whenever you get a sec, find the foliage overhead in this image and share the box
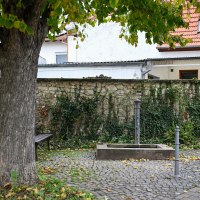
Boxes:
[0,0,200,47]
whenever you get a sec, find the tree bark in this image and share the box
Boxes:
[0,28,46,186]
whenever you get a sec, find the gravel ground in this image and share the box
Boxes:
[38,149,200,200]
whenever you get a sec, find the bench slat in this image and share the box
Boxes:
[35,133,53,161]
[35,134,52,143]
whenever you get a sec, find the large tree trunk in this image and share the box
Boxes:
[0,28,46,186]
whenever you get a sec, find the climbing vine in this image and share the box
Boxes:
[141,82,200,146]
[140,84,180,142]
[50,86,104,148]
[36,81,200,148]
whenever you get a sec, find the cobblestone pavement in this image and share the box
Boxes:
[38,149,200,200]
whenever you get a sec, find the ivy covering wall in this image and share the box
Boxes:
[36,79,200,148]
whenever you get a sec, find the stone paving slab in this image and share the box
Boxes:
[175,187,200,200]
[38,149,200,200]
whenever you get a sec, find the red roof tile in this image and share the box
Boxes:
[45,32,77,42]
[157,7,200,51]
[45,33,68,42]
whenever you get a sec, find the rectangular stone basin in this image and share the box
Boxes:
[96,143,174,160]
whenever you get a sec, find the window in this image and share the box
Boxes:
[198,19,200,33]
[56,52,67,64]
[179,70,198,79]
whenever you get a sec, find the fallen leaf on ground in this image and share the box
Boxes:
[164,163,172,166]
[5,192,16,198]
[3,182,12,190]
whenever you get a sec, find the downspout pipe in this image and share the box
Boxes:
[141,61,152,79]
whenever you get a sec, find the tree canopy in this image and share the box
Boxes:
[0,0,199,48]
[0,0,200,186]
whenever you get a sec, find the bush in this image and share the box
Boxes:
[141,85,180,142]
[50,89,103,148]
[164,120,196,145]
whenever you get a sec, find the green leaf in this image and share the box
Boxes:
[26,26,33,34]
[13,20,21,29]
[0,0,195,46]
[16,0,23,8]
[109,0,119,8]
[4,20,13,29]
[76,44,79,49]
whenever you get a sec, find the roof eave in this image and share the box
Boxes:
[38,61,145,68]
[157,46,200,52]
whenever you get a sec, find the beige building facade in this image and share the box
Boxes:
[148,57,200,80]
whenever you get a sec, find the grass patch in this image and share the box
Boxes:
[69,167,97,183]
[37,148,94,161]
[37,148,97,185]
[0,149,97,200]
[0,174,96,200]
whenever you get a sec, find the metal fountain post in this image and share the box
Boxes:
[134,99,141,144]
[175,126,180,177]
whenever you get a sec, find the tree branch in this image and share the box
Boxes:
[0,28,10,50]
[24,0,49,29]
[0,28,3,41]
[2,0,49,30]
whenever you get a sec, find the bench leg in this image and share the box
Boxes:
[35,143,38,161]
[47,139,50,151]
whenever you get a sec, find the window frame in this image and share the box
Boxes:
[179,70,198,79]
[198,19,200,33]
[55,52,68,64]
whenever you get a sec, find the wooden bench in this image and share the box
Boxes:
[35,133,53,161]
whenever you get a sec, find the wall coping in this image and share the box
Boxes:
[37,78,200,84]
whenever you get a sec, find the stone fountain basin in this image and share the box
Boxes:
[96,143,174,160]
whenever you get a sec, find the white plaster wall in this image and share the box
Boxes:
[76,22,200,62]
[38,22,200,79]
[76,23,155,62]
[40,22,200,64]
[37,66,142,79]
[40,41,67,64]
[38,56,46,64]
[68,36,77,62]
